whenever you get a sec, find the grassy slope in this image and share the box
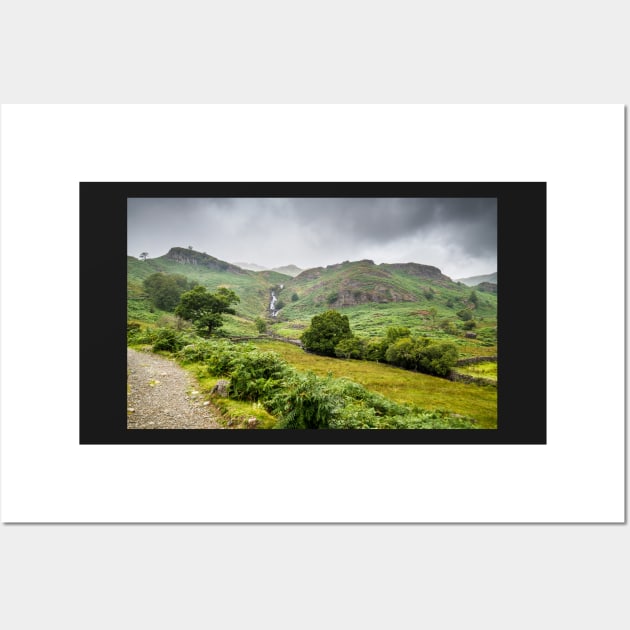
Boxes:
[252,340,497,428]
[128,256,275,320]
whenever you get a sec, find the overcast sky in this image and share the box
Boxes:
[127,197,497,279]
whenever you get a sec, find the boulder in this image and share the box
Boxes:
[210,379,230,397]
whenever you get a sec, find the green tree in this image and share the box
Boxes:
[385,326,411,345]
[301,310,353,356]
[364,338,388,362]
[175,285,240,336]
[385,336,457,376]
[456,308,473,321]
[139,252,149,261]
[469,290,479,306]
[143,272,194,311]
[334,336,365,359]
[291,292,299,302]
[255,317,267,334]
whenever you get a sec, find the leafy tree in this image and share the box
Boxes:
[143,272,195,311]
[301,310,353,356]
[334,336,365,359]
[423,287,435,300]
[385,336,457,376]
[364,338,388,362]
[445,298,454,308]
[291,292,299,302]
[275,299,286,310]
[456,308,473,321]
[385,326,411,345]
[175,285,240,336]
[469,290,479,306]
[255,317,267,334]
[139,252,149,261]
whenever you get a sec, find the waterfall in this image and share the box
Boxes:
[270,290,278,317]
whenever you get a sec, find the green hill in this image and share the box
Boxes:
[128,249,497,358]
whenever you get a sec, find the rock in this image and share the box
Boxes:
[247,417,258,428]
[465,332,477,339]
[127,408,135,412]
[210,379,230,397]
[203,401,210,406]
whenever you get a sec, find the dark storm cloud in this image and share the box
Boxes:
[127,197,497,279]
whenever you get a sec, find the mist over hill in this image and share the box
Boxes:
[456,272,497,286]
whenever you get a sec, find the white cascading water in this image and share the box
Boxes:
[270,291,278,317]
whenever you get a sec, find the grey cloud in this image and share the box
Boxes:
[127,197,497,279]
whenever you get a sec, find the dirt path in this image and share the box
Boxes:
[127,347,223,429]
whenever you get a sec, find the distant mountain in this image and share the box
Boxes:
[271,264,302,277]
[456,272,497,286]
[233,261,268,272]
[232,262,303,276]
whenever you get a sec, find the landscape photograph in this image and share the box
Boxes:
[127,197,498,431]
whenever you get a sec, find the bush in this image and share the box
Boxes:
[334,336,365,359]
[269,372,336,429]
[228,350,289,402]
[291,292,299,302]
[384,336,458,376]
[152,328,187,352]
[301,310,353,356]
[254,317,267,334]
[364,339,388,362]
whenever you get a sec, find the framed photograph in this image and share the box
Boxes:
[3,104,622,523]
[80,181,546,445]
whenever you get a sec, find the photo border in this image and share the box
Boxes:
[80,181,546,445]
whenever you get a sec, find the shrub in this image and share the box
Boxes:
[152,328,187,352]
[334,336,365,359]
[301,310,353,356]
[385,337,458,376]
[228,350,289,402]
[254,317,267,334]
[269,372,336,429]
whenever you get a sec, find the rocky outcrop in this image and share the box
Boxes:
[382,262,452,283]
[163,247,246,273]
[476,282,497,293]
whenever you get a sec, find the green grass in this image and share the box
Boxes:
[251,340,497,428]
[455,361,498,381]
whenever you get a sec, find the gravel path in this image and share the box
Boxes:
[127,347,223,429]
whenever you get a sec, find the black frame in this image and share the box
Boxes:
[80,182,546,445]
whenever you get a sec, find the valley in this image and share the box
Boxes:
[127,247,498,429]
